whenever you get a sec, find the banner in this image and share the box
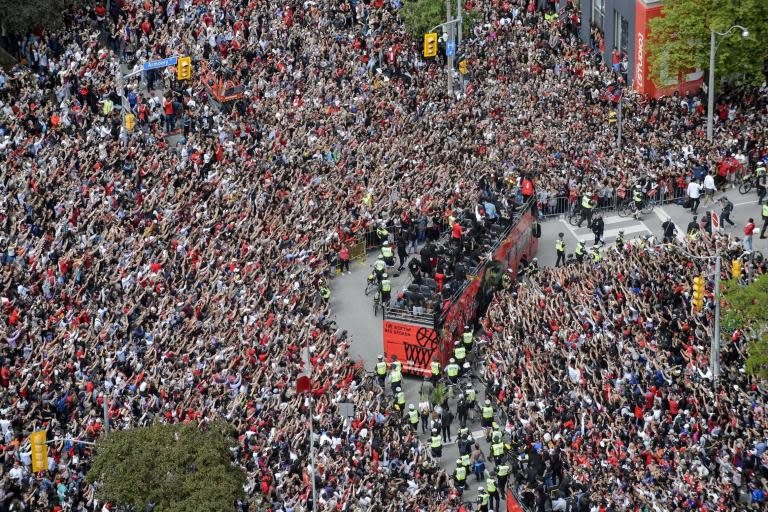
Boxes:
[30,430,48,472]
[383,320,438,375]
[507,488,525,512]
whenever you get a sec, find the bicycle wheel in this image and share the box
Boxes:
[617,203,632,218]
[641,200,655,215]
[739,179,753,194]
[364,282,373,296]
[568,211,582,226]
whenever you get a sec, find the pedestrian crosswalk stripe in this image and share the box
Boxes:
[575,225,649,243]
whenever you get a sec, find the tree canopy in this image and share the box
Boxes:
[722,273,768,380]
[647,0,768,88]
[86,421,246,512]
[399,0,479,41]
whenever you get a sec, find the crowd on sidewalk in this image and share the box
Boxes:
[483,235,768,511]
[0,0,767,510]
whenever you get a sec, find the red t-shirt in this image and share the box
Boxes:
[744,223,755,236]
[451,223,463,239]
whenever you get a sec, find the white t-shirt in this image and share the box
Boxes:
[687,182,702,199]
[703,174,716,192]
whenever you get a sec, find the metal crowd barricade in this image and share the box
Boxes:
[537,185,689,220]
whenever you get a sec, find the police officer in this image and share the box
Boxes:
[406,404,419,431]
[574,241,585,263]
[555,232,566,267]
[466,383,477,421]
[445,358,459,384]
[375,355,387,386]
[491,434,505,465]
[453,341,466,371]
[591,214,604,246]
[430,428,442,457]
[318,279,331,301]
[373,257,386,281]
[687,216,700,239]
[477,486,489,512]
[454,459,467,492]
[496,462,510,498]
[462,325,474,353]
[590,246,601,263]
[487,471,500,511]
[481,400,494,436]
[376,224,389,246]
[632,185,645,218]
[757,164,767,205]
[394,386,405,413]
[578,192,596,228]
[380,273,392,304]
[457,393,469,428]
[760,203,768,239]
[430,358,440,385]
[381,241,394,266]
[615,230,626,251]
[389,358,402,392]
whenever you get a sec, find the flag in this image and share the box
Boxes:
[296,344,311,393]
[30,430,48,472]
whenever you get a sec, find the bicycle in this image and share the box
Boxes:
[618,198,655,218]
[738,175,755,195]
[373,290,381,316]
[364,276,378,296]
[567,207,587,227]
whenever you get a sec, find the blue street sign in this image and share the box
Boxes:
[446,41,456,57]
[143,56,178,71]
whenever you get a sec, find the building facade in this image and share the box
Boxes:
[579,0,704,97]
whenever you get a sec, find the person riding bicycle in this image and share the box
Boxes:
[453,340,467,371]
[578,192,596,228]
[380,273,392,304]
[445,358,460,384]
[632,185,645,218]
[381,241,395,266]
[575,241,586,263]
[373,257,386,282]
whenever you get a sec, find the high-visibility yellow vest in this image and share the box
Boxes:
[462,331,473,346]
[763,204,768,217]
[487,477,497,493]
[430,436,442,448]
[381,280,391,292]
[374,260,386,271]
[408,410,419,424]
[497,464,510,477]
[396,391,405,405]
[320,287,331,299]
[460,453,470,467]
[454,346,466,360]
[375,361,387,376]
[393,361,402,372]
[446,364,459,377]
[102,100,113,115]
[381,246,393,258]
[555,240,565,252]
[479,492,489,505]
[466,389,476,402]
[633,190,643,202]
[491,430,501,443]
[492,442,504,456]
[390,369,402,383]
[455,466,466,481]
[581,195,593,209]
[431,361,440,375]
[377,227,389,238]
[591,250,602,262]
[482,406,493,419]
[575,244,585,256]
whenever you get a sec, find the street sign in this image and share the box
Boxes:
[143,56,178,71]
[446,41,456,57]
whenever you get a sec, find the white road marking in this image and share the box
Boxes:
[575,224,648,243]
[654,207,686,242]
[560,219,580,241]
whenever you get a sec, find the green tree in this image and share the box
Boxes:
[399,0,479,41]
[647,0,768,88]
[722,274,768,380]
[0,0,92,36]
[86,422,246,512]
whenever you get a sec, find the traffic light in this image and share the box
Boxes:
[731,259,742,279]
[608,110,617,124]
[177,56,192,80]
[692,275,705,311]
[124,113,136,132]
[458,60,468,75]
[423,33,438,58]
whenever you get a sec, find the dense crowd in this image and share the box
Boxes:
[0,0,767,510]
[483,235,768,511]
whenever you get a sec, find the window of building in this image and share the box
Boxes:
[592,0,606,31]
[613,10,629,55]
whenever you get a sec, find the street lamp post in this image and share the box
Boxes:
[706,25,749,142]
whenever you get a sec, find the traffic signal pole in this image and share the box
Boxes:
[711,254,722,387]
[446,0,453,98]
